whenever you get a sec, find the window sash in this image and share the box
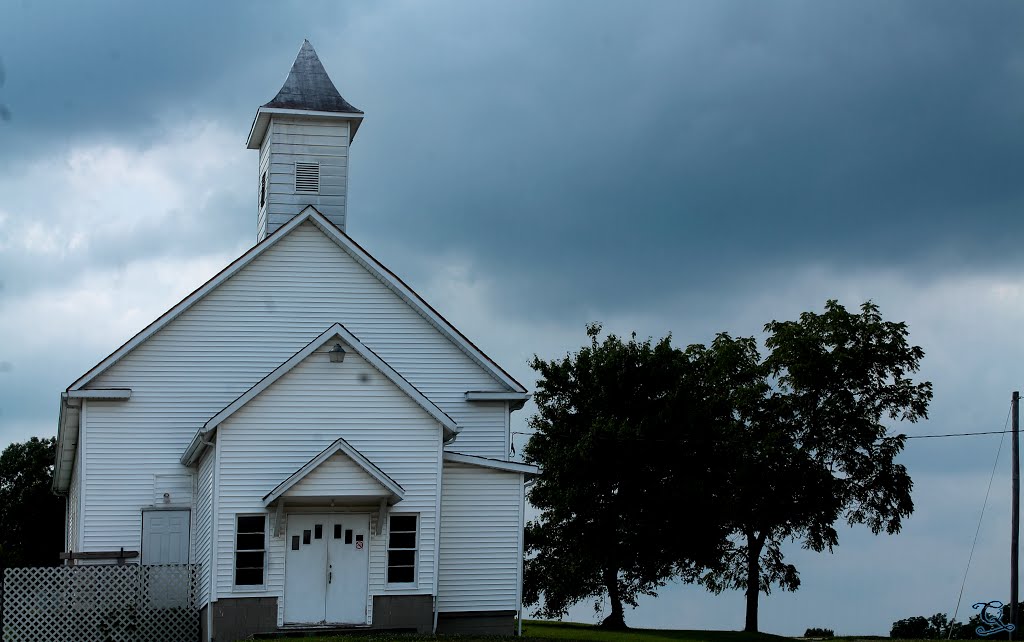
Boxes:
[235,515,266,586]
[386,514,417,584]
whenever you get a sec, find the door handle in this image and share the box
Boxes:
[329,564,332,584]
[328,571,332,584]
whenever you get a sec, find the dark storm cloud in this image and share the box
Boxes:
[0,0,360,155]
[341,2,1024,319]
[2,0,1023,317]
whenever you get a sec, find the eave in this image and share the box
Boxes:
[465,390,531,411]
[443,451,539,480]
[246,107,364,149]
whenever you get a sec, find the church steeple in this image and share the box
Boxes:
[247,40,363,240]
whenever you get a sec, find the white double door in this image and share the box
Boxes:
[284,513,370,624]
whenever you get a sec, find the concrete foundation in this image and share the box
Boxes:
[206,595,510,640]
[371,594,434,633]
[209,596,278,642]
[437,610,517,636]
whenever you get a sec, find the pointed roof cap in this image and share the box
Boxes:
[263,40,362,114]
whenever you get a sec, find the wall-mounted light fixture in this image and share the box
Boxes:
[329,343,346,363]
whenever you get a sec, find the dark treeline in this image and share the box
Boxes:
[893,605,1023,640]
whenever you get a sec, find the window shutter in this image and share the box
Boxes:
[295,162,320,193]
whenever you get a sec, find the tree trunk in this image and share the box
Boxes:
[600,567,628,630]
[744,531,765,633]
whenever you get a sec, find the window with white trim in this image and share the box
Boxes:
[234,514,266,586]
[386,514,417,584]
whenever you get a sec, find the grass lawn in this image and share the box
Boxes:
[522,621,791,641]
[272,620,793,642]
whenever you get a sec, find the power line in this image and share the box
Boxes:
[947,402,1011,637]
[905,430,1014,440]
[516,429,1013,441]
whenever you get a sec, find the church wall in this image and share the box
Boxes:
[195,444,216,605]
[214,344,442,625]
[436,463,524,614]
[80,221,509,556]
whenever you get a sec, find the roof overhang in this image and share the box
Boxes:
[246,107,365,149]
[263,437,405,507]
[443,451,539,480]
[465,390,531,411]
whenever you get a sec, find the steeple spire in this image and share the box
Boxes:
[262,40,362,115]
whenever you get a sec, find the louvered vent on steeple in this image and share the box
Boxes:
[295,162,320,194]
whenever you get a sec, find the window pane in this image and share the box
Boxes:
[237,515,265,533]
[388,550,415,567]
[314,524,323,539]
[292,536,300,551]
[334,524,342,539]
[236,567,264,586]
[236,533,264,551]
[389,532,415,549]
[345,529,353,544]
[387,565,415,584]
[236,551,264,568]
[390,515,416,532]
[303,530,311,545]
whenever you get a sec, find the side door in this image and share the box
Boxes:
[141,509,190,564]
[141,509,191,608]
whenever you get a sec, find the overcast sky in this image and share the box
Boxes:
[3,0,1024,635]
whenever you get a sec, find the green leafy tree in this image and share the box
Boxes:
[698,301,932,632]
[522,325,731,629]
[0,437,65,567]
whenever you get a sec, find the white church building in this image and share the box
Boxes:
[53,40,535,642]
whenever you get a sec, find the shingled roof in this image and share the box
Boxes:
[263,40,361,114]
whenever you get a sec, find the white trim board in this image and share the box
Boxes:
[262,436,405,506]
[181,322,458,466]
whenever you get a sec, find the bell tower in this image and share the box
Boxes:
[247,40,363,240]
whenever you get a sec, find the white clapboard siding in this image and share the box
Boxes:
[437,463,523,612]
[81,220,506,552]
[286,452,388,498]
[66,453,81,551]
[213,344,441,624]
[194,447,215,605]
[257,127,273,240]
[262,116,350,236]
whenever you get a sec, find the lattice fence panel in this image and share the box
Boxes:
[3,564,199,642]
